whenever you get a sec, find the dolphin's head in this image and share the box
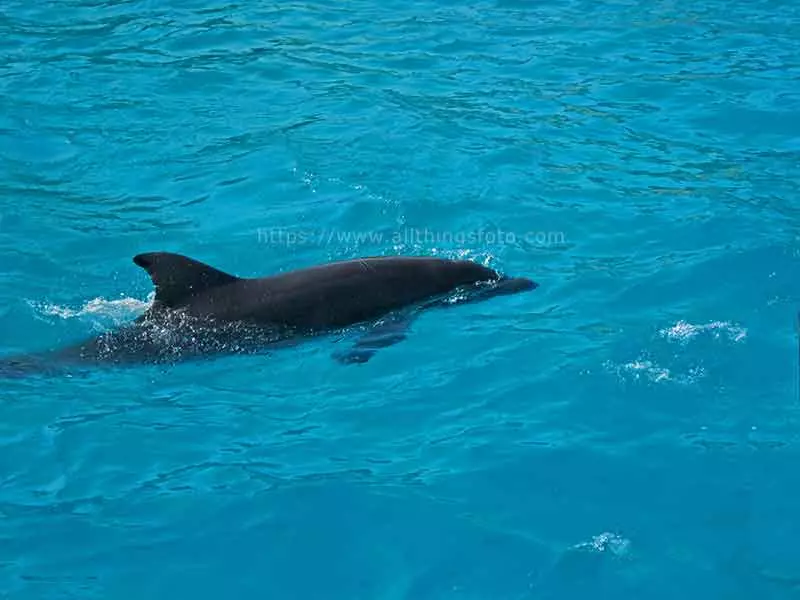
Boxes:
[496,275,538,292]
[464,274,539,304]
[430,260,539,305]
[445,260,538,291]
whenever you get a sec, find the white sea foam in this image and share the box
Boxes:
[572,532,631,556]
[29,292,154,326]
[659,320,747,343]
[607,359,706,385]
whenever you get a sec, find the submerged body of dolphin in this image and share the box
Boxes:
[1,252,538,377]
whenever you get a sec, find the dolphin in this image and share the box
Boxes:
[0,252,538,377]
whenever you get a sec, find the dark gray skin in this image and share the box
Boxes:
[0,252,538,377]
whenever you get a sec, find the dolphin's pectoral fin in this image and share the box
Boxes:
[332,314,414,365]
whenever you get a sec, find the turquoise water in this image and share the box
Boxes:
[2,0,800,596]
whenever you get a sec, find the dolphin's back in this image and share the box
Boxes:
[197,256,502,329]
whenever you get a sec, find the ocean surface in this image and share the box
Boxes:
[1,0,799,597]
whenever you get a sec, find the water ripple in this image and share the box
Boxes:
[2,0,800,597]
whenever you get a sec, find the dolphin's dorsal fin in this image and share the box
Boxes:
[133,252,240,308]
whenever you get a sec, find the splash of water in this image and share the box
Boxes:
[28,293,154,330]
[660,320,747,343]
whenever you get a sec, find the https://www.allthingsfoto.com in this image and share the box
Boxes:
[256,227,566,247]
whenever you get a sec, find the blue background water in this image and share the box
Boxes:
[1,0,800,597]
